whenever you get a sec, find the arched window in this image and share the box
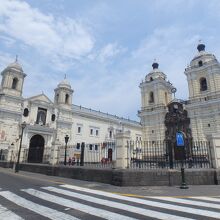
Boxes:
[65,94,69,104]
[198,60,203,67]
[23,108,29,117]
[51,114,56,121]
[12,77,18,89]
[56,94,59,103]
[200,77,208,91]
[149,91,154,103]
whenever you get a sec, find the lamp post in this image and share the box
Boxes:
[64,135,69,165]
[176,132,189,189]
[15,122,26,173]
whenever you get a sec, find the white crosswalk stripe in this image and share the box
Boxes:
[0,204,24,220]
[42,186,194,220]
[22,188,138,220]
[147,196,220,209]
[0,184,220,220]
[190,196,220,203]
[0,191,79,220]
[61,184,220,219]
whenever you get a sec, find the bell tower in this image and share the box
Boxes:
[0,58,26,155]
[185,42,220,101]
[54,77,73,109]
[185,42,220,139]
[138,61,174,141]
[1,58,26,97]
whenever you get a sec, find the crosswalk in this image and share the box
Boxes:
[0,184,220,219]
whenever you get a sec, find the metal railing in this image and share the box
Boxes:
[57,141,115,168]
[127,140,212,169]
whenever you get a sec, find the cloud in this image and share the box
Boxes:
[1,0,220,122]
[0,52,14,70]
[0,35,16,47]
[88,42,126,63]
[127,25,209,100]
[97,43,126,63]
[0,0,94,69]
[73,21,220,120]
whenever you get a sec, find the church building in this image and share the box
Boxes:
[0,60,141,164]
[0,42,220,164]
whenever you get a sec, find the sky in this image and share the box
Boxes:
[0,0,220,121]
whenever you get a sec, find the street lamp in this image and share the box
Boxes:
[15,121,26,173]
[64,135,69,165]
[176,132,189,189]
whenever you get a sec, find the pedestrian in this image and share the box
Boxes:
[71,157,75,166]
[68,157,71,166]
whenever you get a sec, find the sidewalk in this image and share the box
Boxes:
[1,167,220,197]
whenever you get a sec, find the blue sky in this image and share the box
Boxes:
[0,0,220,120]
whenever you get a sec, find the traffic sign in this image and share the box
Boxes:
[176,132,184,147]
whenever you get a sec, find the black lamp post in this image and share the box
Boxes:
[15,122,26,173]
[176,130,188,189]
[172,102,188,189]
[64,135,69,165]
[180,142,189,189]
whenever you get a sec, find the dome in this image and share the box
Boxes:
[57,78,71,89]
[6,61,23,72]
[145,61,166,81]
[190,43,217,67]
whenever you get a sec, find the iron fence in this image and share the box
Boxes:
[57,141,115,168]
[127,140,212,169]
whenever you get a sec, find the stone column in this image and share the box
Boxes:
[50,139,61,165]
[207,134,220,168]
[115,130,131,169]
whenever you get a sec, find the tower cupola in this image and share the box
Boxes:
[0,57,26,97]
[54,75,73,108]
[145,60,166,82]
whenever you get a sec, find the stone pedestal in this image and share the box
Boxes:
[50,139,61,165]
[115,130,131,169]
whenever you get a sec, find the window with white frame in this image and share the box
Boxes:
[89,144,93,150]
[76,124,83,135]
[89,126,100,136]
[109,130,113,138]
[136,135,142,141]
[96,129,99,136]
[95,144,98,151]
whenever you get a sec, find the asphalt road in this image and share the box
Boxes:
[1,167,220,220]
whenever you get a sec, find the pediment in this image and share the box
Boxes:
[27,94,53,104]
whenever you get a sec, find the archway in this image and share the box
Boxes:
[28,135,45,163]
